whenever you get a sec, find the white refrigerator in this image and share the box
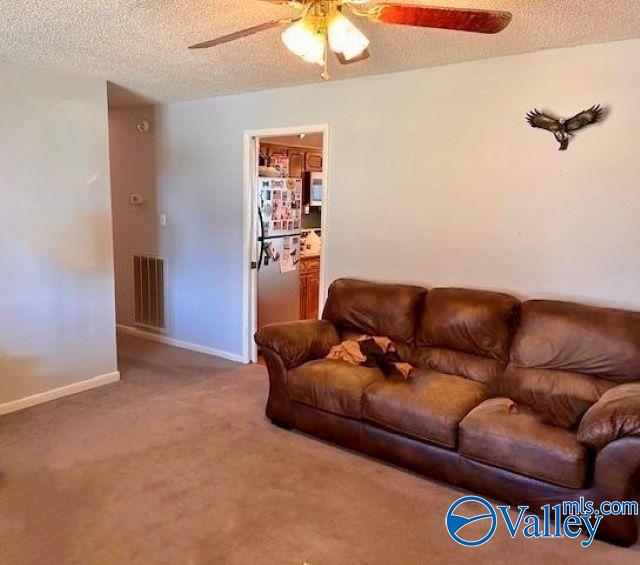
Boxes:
[257,177,303,328]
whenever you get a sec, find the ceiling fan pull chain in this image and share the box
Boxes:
[321,32,330,80]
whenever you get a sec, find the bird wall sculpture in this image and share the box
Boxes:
[526,105,603,150]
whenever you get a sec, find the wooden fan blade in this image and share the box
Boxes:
[256,0,306,6]
[370,4,512,34]
[189,18,297,49]
[335,48,371,65]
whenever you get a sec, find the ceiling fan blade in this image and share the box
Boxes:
[368,4,512,34]
[189,18,298,49]
[335,48,371,65]
[256,0,306,6]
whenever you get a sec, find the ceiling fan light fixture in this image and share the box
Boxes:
[281,17,326,66]
[328,11,370,61]
[189,2,513,81]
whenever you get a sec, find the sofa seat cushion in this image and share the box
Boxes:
[459,398,589,489]
[286,359,385,418]
[362,369,487,449]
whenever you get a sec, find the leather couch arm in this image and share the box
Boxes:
[591,437,640,545]
[254,320,340,369]
[578,383,640,451]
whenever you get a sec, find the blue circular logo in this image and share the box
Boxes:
[446,495,497,547]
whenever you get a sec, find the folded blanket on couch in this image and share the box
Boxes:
[326,335,414,379]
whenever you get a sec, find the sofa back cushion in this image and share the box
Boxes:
[322,278,426,343]
[504,300,640,428]
[411,288,520,386]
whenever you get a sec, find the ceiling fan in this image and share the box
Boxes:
[189,1,513,80]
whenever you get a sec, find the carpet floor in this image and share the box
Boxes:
[0,334,638,564]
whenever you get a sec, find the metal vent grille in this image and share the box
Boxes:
[133,255,165,330]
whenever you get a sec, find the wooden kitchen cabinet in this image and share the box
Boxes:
[306,152,323,172]
[299,255,320,320]
[261,143,322,178]
[288,152,304,178]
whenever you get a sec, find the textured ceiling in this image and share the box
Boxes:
[261,133,324,148]
[1,1,640,107]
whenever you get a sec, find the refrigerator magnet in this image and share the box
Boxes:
[267,243,279,261]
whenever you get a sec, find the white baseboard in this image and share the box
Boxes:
[0,371,121,417]
[116,325,245,363]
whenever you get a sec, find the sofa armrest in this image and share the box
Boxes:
[577,383,640,451]
[254,320,340,369]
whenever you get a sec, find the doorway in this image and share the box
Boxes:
[242,124,330,363]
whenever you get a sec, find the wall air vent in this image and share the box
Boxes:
[133,254,165,330]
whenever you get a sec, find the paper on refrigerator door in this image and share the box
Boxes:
[280,250,295,273]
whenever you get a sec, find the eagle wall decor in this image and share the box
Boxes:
[526,105,603,150]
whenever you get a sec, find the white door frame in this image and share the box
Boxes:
[241,123,330,363]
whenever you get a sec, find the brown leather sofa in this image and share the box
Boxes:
[255,278,640,546]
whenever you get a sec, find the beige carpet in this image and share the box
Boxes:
[0,334,638,564]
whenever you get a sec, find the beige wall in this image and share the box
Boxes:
[0,61,117,407]
[108,107,159,328]
[127,39,640,358]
